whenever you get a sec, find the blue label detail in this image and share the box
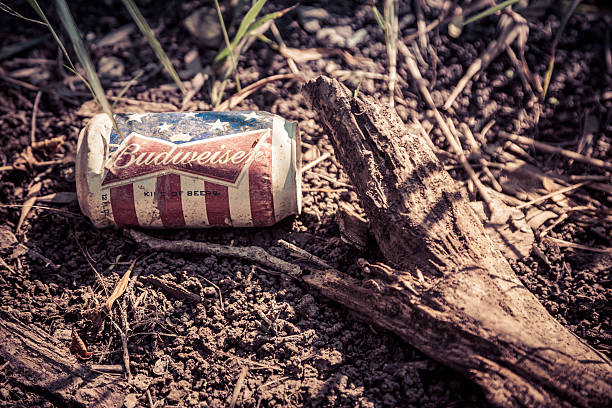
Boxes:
[109,111,273,152]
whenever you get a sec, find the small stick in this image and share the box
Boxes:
[111,306,132,381]
[505,46,534,96]
[200,276,224,311]
[459,123,502,192]
[270,23,299,75]
[412,116,437,151]
[126,229,301,278]
[215,74,297,111]
[498,131,612,170]
[229,366,249,408]
[414,0,428,54]
[219,350,282,372]
[479,119,495,145]
[30,90,41,144]
[90,364,124,373]
[539,213,569,238]
[303,187,349,193]
[146,389,155,408]
[0,257,16,275]
[301,152,331,174]
[444,22,522,110]
[141,276,202,303]
[277,239,332,269]
[548,237,612,254]
[306,171,353,189]
[516,181,589,210]
[16,243,59,270]
[384,0,398,108]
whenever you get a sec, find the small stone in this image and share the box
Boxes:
[203,286,216,297]
[123,393,138,408]
[166,384,185,404]
[184,7,222,48]
[298,7,329,21]
[316,28,346,48]
[152,355,172,376]
[132,373,150,391]
[399,13,416,30]
[53,328,72,341]
[98,56,125,78]
[346,28,367,48]
[334,25,353,40]
[303,19,321,34]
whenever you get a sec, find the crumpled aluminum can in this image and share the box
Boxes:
[76,111,301,228]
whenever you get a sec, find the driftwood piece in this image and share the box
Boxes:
[0,309,126,408]
[303,76,612,408]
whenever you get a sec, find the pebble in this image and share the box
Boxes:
[303,19,321,34]
[184,7,222,48]
[346,28,368,48]
[98,56,124,78]
[123,393,138,408]
[316,28,346,48]
[298,6,329,21]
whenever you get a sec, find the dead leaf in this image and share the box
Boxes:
[105,258,138,313]
[17,181,42,231]
[70,327,92,360]
[525,208,559,230]
[32,135,65,156]
[12,146,38,172]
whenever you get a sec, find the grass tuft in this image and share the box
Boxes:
[120,0,185,94]
[53,0,120,134]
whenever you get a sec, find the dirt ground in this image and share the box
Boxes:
[0,0,610,407]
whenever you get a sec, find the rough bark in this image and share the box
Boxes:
[302,76,612,408]
[0,309,127,408]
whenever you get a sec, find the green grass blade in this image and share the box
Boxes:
[542,0,581,99]
[234,0,267,46]
[214,5,295,65]
[120,0,185,94]
[463,0,520,26]
[371,6,387,33]
[54,0,119,134]
[214,0,241,91]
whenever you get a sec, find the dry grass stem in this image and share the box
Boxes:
[301,152,331,174]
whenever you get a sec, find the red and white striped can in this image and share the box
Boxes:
[76,111,301,228]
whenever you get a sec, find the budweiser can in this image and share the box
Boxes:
[76,111,301,228]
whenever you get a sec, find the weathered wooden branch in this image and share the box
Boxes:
[303,76,612,408]
[0,309,126,408]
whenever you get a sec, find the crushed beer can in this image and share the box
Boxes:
[76,111,301,228]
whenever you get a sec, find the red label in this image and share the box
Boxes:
[102,129,269,186]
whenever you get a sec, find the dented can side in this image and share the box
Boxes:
[76,111,301,228]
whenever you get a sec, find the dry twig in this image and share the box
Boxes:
[126,229,301,277]
[277,239,332,269]
[498,131,612,170]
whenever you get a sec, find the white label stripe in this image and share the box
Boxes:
[133,178,163,227]
[181,175,209,227]
[228,170,252,227]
